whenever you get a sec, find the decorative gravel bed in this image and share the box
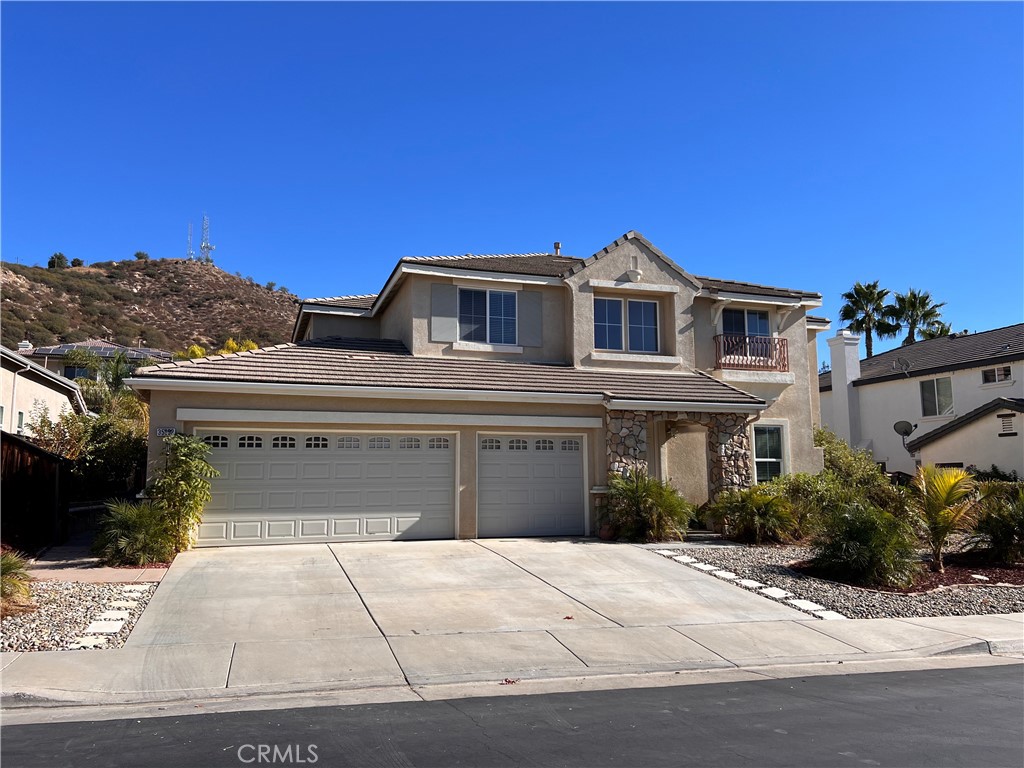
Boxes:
[1,581,156,652]
[660,545,1024,619]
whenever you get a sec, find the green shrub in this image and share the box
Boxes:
[705,488,795,545]
[148,434,220,551]
[810,502,920,588]
[1,551,32,601]
[971,485,1024,564]
[606,465,694,542]
[93,500,175,566]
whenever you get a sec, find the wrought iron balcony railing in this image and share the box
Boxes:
[714,334,789,372]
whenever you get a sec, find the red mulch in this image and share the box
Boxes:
[793,551,1024,594]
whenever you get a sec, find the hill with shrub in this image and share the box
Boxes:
[1,258,297,351]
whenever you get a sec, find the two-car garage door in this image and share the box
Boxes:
[194,429,586,546]
[196,431,456,546]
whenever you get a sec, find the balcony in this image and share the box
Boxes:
[714,334,789,372]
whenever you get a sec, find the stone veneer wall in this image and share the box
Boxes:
[606,409,754,497]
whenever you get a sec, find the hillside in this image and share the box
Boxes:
[1,259,298,352]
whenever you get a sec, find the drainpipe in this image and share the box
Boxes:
[9,359,31,433]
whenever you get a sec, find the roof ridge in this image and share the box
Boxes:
[858,322,1024,362]
[136,341,297,373]
[402,252,555,262]
[302,293,378,303]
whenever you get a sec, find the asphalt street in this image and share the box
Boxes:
[2,665,1021,768]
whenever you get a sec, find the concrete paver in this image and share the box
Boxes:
[675,620,865,665]
[227,638,405,689]
[389,630,586,685]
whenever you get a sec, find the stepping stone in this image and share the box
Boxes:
[737,579,765,589]
[759,587,792,599]
[970,574,989,581]
[97,610,131,621]
[787,599,826,611]
[68,636,107,649]
[692,563,717,571]
[652,549,678,556]
[84,620,125,635]
[108,600,138,609]
[813,610,849,620]
[672,555,697,563]
[712,570,738,580]
[121,584,151,592]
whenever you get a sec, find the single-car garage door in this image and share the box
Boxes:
[195,430,456,546]
[477,434,585,537]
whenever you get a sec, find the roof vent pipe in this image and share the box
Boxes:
[554,241,561,256]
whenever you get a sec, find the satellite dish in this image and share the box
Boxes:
[893,357,912,376]
[893,421,916,438]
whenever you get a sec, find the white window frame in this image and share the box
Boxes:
[458,288,518,346]
[593,297,660,354]
[750,420,788,484]
[982,366,1013,385]
[920,377,954,418]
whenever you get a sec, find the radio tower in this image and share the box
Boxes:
[186,222,196,260]
[200,214,216,264]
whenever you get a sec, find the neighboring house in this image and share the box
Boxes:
[820,323,1024,476]
[1,345,88,435]
[17,338,173,380]
[129,231,829,546]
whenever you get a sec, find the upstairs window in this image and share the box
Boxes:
[983,366,1012,384]
[920,377,954,417]
[63,366,94,380]
[723,308,770,338]
[459,289,517,345]
[594,298,659,353]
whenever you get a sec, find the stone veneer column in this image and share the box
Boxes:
[662,411,755,498]
[606,410,649,471]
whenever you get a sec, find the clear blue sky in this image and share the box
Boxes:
[3,2,1021,360]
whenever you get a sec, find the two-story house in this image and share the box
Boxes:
[128,231,828,546]
[820,323,1024,476]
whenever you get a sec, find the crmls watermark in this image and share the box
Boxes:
[236,744,319,764]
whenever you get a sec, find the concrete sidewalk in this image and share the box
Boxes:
[27,534,167,584]
[2,539,1021,711]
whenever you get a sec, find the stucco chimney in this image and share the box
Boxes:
[826,329,862,446]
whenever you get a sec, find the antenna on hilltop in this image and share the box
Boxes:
[186,222,196,260]
[200,214,216,264]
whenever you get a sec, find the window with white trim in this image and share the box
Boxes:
[593,297,659,353]
[753,425,783,483]
[481,438,501,450]
[202,435,229,448]
[428,437,450,450]
[337,436,361,450]
[368,437,391,450]
[560,439,580,452]
[399,437,421,450]
[238,435,263,449]
[272,436,296,449]
[983,366,1012,384]
[920,377,953,417]
[508,438,528,451]
[459,288,517,345]
[535,439,554,451]
[305,436,329,449]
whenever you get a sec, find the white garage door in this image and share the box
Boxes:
[477,434,585,537]
[195,430,456,546]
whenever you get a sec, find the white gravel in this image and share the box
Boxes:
[658,545,1024,619]
[2,581,155,652]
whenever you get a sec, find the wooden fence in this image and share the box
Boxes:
[1,432,70,552]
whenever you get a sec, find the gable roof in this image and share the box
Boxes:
[566,231,703,290]
[401,252,582,277]
[819,323,1024,391]
[300,294,377,310]
[905,397,1024,452]
[24,338,173,362]
[1,345,88,414]
[132,336,765,409]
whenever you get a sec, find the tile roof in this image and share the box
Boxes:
[694,276,821,301]
[24,338,173,361]
[905,397,1024,452]
[819,323,1024,391]
[300,294,377,310]
[134,336,764,407]
[401,252,584,277]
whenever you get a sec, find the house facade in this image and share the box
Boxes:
[820,324,1024,476]
[129,231,828,546]
[1,345,88,435]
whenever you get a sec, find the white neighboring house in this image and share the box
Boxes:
[820,324,1024,476]
[1,345,88,435]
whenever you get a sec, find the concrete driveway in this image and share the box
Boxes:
[121,538,812,689]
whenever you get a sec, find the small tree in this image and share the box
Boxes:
[265,281,276,291]
[27,405,92,460]
[216,338,258,355]
[71,258,85,267]
[47,252,69,270]
[911,465,983,572]
[134,251,149,261]
[173,344,208,360]
[148,434,219,552]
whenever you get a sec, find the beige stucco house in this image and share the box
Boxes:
[1,345,88,435]
[129,231,829,546]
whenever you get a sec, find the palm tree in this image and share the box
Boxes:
[838,281,899,357]
[911,465,983,572]
[886,289,946,346]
